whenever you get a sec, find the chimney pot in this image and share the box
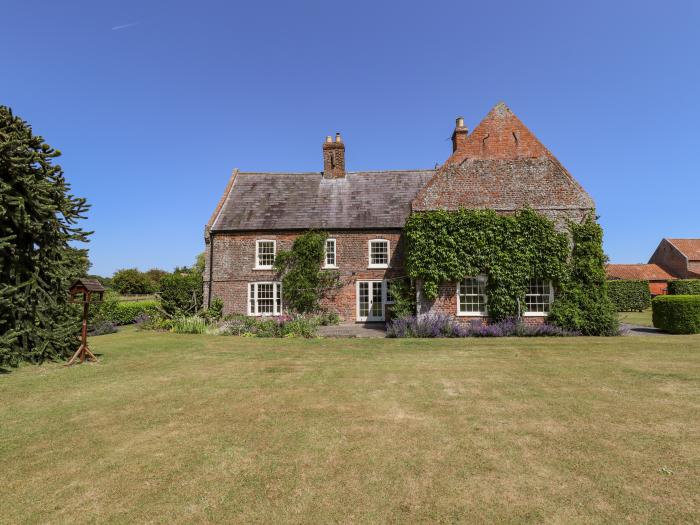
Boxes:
[451,116,469,153]
[322,132,346,179]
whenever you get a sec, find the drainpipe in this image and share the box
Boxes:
[207,230,215,308]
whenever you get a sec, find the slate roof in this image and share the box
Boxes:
[606,264,675,281]
[667,239,700,261]
[413,102,594,212]
[210,170,435,231]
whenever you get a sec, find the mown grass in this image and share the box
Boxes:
[618,308,654,327]
[1,330,699,524]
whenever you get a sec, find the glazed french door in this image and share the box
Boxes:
[357,280,385,322]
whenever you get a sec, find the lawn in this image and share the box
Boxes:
[618,308,654,327]
[2,331,699,524]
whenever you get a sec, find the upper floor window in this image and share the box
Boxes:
[248,282,282,316]
[255,240,276,269]
[368,239,389,268]
[458,276,487,315]
[324,238,337,268]
[524,279,553,315]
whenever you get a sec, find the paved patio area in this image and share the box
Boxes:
[317,323,387,338]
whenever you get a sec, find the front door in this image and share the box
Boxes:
[357,280,385,322]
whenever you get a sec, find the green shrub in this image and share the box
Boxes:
[607,280,651,311]
[160,272,203,316]
[93,295,161,325]
[201,297,224,321]
[668,280,700,295]
[171,316,208,334]
[652,295,700,334]
[112,268,155,295]
[387,278,416,319]
[316,311,340,326]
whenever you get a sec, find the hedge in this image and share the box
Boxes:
[607,280,651,312]
[668,279,700,295]
[652,295,700,334]
[93,299,161,325]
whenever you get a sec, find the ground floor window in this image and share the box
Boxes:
[458,276,487,315]
[524,279,553,315]
[248,282,282,315]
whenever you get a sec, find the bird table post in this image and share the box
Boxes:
[66,279,105,366]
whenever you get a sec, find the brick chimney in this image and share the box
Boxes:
[323,132,345,179]
[451,116,468,152]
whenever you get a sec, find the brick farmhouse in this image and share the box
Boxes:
[203,103,594,323]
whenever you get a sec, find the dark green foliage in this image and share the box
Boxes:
[607,280,651,312]
[274,231,341,314]
[111,268,155,294]
[652,295,700,334]
[668,279,700,295]
[549,217,619,335]
[160,271,203,315]
[387,278,416,319]
[405,209,569,320]
[0,106,90,366]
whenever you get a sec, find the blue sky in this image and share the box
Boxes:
[3,0,699,275]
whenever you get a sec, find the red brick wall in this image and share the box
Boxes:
[649,281,669,296]
[204,229,406,321]
[649,240,689,278]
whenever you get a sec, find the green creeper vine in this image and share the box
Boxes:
[404,208,618,335]
[274,231,341,314]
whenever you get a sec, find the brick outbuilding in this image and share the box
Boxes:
[605,264,675,296]
[204,103,594,323]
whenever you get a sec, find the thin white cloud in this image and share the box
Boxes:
[111,21,140,31]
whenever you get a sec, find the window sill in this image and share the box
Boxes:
[253,267,274,271]
[457,312,487,317]
[323,265,338,269]
[523,312,550,317]
[368,265,389,269]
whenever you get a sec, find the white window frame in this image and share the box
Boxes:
[368,239,390,269]
[324,238,337,268]
[247,281,282,316]
[457,275,488,316]
[255,239,276,270]
[523,279,554,317]
[356,279,387,322]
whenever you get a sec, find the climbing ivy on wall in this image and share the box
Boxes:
[548,216,619,335]
[274,231,341,314]
[404,209,618,335]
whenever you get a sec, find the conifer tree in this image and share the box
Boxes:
[0,106,90,366]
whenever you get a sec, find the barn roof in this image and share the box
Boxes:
[209,170,435,231]
[667,239,700,261]
[412,102,594,212]
[606,264,675,281]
